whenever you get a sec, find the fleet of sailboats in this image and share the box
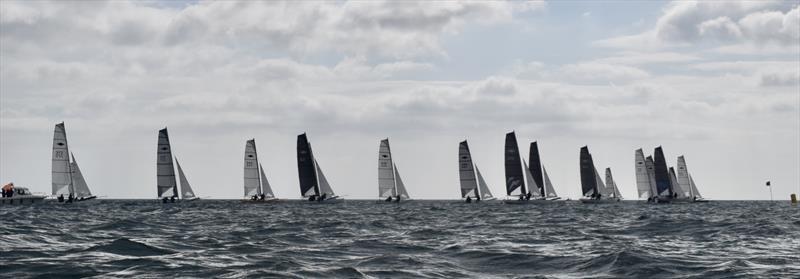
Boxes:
[578,146,620,203]
[378,139,410,202]
[635,147,705,203]
[51,122,96,203]
[459,140,495,202]
[297,133,342,202]
[156,128,199,203]
[243,139,277,202]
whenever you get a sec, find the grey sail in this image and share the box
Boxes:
[260,164,275,198]
[157,128,178,198]
[394,165,409,199]
[297,133,318,197]
[475,166,494,199]
[542,166,558,198]
[504,132,525,196]
[378,139,396,198]
[175,158,196,199]
[523,160,541,197]
[605,167,621,199]
[244,139,261,197]
[676,156,692,197]
[689,174,703,199]
[669,167,686,198]
[315,158,335,196]
[459,140,478,198]
[52,122,73,196]
[69,153,92,198]
[634,149,652,199]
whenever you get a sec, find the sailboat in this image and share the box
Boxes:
[378,139,411,202]
[51,122,97,203]
[503,131,538,204]
[652,146,675,203]
[579,146,618,203]
[243,139,278,202]
[529,141,561,200]
[459,140,495,202]
[297,133,342,202]
[677,155,707,202]
[156,127,200,203]
[605,168,623,201]
[634,149,656,202]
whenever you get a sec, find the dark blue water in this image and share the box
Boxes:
[2,200,798,278]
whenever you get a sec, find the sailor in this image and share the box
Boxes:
[309,195,316,201]
[58,194,65,202]
[320,193,327,201]
[251,195,257,201]
[395,195,401,203]
[67,193,74,203]
[476,195,481,202]
[170,196,176,203]
[525,192,532,200]
[518,194,524,200]
[597,193,602,200]
[162,197,169,203]
[385,196,392,202]
[465,196,472,203]
[260,194,266,200]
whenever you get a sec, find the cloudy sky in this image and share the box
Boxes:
[1,1,798,200]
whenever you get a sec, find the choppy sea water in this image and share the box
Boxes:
[1,200,798,278]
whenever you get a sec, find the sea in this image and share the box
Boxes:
[1,200,798,278]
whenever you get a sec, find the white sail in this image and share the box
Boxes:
[523,160,542,197]
[315,158,335,196]
[156,128,178,198]
[676,156,692,197]
[69,153,93,198]
[594,166,610,197]
[634,149,652,199]
[259,164,275,198]
[394,164,410,199]
[669,167,686,198]
[458,141,478,198]
[645,156,658,199]
[175,158,196,199]
[542,166,558,198]
[689,174,703,199]
[378,139,396,198]
[475,166,494,199]
[52,122,73,196]
[243,139,261,197]
[605,168,621,199]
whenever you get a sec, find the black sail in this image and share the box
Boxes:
[579,146,597,197]
[504,132,525,196]
[156,128,178,198]
[529,141,545,197]
[297,133,319,197]
[653,146,673,197]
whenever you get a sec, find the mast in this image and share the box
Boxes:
[156,128,178,198]
[52,122,74,196]
[579,146,597,197]
[297,133,318,197]
[378,139,396,198]
[504,132,525,196]
[529,141,545,197]
[459,140,478,198]
[244,139,261,197]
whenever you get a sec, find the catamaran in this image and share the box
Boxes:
[676,155,707,202]
[528,141,561,200]
[297,133,342,202]
[604,168,623,201]
[579,146,619,203]
[459,140,495,202]
[51,122,97,203]
[243,139,278,202]
[378,139,410,203]
[503,131,542,204]
[156,128,199,203]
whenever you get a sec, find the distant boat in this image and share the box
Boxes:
[297,133,342,202]
[529,141,561,200]
[156,128,199,203]
[652,146,675,203]
[459,140,495,202]
[51,122,97,203]
[503,132,528,204]
[378,139,410,203]
[243,139,277,202]
[677,155,706,202]
[1,183,45,205]
[604,168,622,200]
[579,146,618,203]
[634,149,655,201]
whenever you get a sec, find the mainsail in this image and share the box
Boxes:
[579,146,597,197]
[529,142,545,197]
[260,164,275,198]
[394,165,409,199]
[378,139,396,198]
[297,133,318,197]
[156,128,178,198]
[605,167,621,199]
[475,166,494,199]
[542,166,558,198]
[69,153,92,198]
[504,132,525,196]
[175,158,197,199]
[244,139,261,197]
[52,122,73,196]
[459,140,478,198]
[653,146,673,197]
[634,149,652,199]
[676,156,692,197]
[315,158,335,196]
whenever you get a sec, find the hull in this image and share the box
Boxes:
[503,198,553,204]
[242,198,279,203]
[307,196,344,203]
[1,195,47,205]
[579,197,620,204]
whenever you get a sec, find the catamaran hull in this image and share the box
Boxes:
[579,198,620,204]
[503,199,556,204]
[1,196,46,205]
[307,196,344,203]
[242,198,279,203]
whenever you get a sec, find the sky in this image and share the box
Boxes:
[1,0,798,200]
